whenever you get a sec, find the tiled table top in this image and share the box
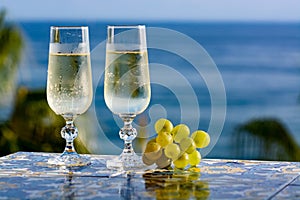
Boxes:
[0,152,299,199]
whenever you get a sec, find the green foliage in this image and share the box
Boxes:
[233,118,300,161]
[0,9,23,94]
[0,88,90,156]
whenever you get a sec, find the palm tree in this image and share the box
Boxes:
[233,118,300,161]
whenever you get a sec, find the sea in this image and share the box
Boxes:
[3,20,300,158]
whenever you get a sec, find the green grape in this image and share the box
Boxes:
[171,124,190,143]
[188,150,201,166]
[155,150,171,168]
[156,132,173,148]
[142,154,156,165]
[144,140,162,161]
[191,130,210,148]
[154,118,173,133]
[173,152,189,169]
[144,139,161,153]
[164,143,181,160]
[179,137,196,154]
[149,119,207,170]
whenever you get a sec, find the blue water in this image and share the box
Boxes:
[10,21,300,158]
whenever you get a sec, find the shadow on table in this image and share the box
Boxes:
[232,118,300,161]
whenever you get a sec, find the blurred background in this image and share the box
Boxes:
[0,0,300,161]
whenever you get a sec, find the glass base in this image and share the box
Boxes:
[106,152,147,170]
[48,152,91,167]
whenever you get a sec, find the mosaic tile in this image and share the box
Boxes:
[0,152,299,199]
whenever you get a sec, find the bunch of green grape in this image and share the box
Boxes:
[142,118,210,169]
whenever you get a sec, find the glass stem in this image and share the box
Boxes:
[61,115,78,154]
[119,114,137,155]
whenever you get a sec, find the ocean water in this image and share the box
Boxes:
[7,21,300,158]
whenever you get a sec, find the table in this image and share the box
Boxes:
[0,152,299,199]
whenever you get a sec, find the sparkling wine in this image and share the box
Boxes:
[47,53,93,116]
[104,51,151,115]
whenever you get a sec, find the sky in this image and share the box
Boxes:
[1,0,300,22]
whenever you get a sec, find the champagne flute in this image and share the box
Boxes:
[104,25,151,169]
[46,26,93,167]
